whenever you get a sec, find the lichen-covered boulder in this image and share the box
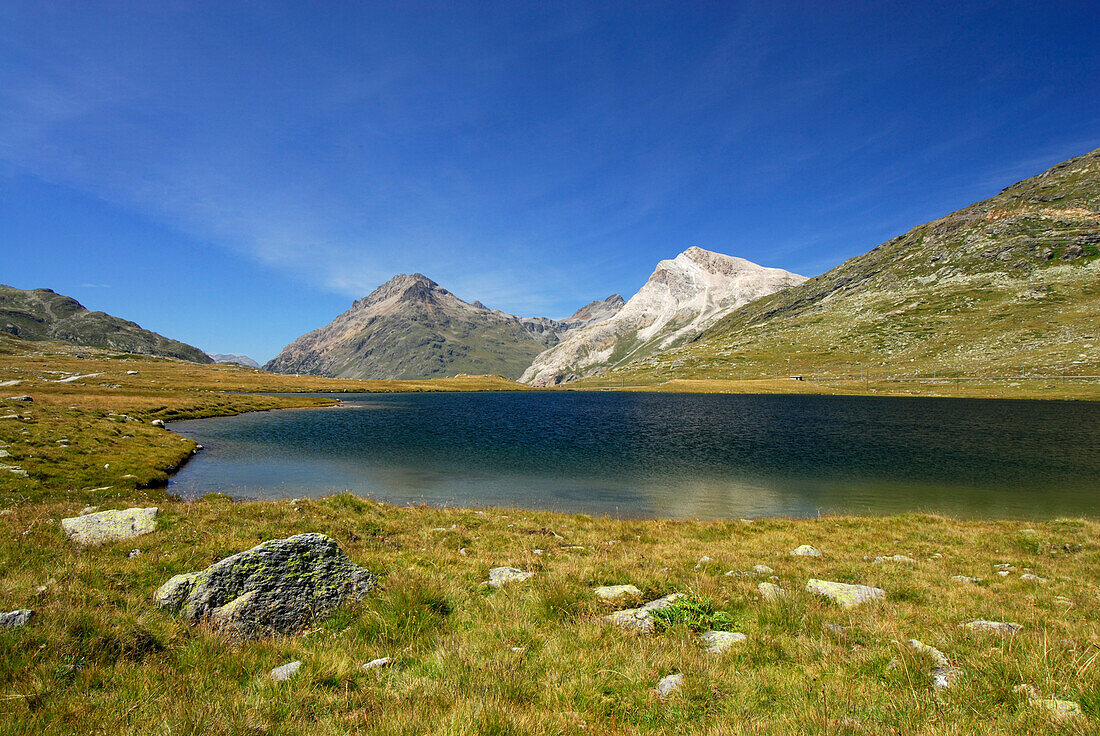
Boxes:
[758,582,786,601]
[806,579,885,608]
[155,533,374,639]
[594,584,642,600]
[699,630,747,653]
[961,619,1022,636]
[61,507,158,546]
[486,567,534,588]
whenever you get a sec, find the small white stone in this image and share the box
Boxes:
[361,657,391,670]
[656,673,683,698]
[270,661,301,681]
[790,545,822,557]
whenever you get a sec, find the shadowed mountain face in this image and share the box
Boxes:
[521,247,806,386]
[0,285,212,363]
[265,274,623,380]
[603,147,1100,383]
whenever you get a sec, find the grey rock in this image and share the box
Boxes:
[790,545,822,557]
[156,533,375,639]
[656,673,683,698]
[700,630,746,654]
[362,656,392,670]
[486,567,534,588]
[0,609,32,627]
[128,548,142,558]
[951,575,982,584]
[806,579,885,608]
[270,661,301,681]
[910,639,956,689]
[753,564,774,574]
[61,507,158,546]
[6,395,32,402]
[593,584,642,600]
[150,419,165,428]
[1019,573,1046,583]
[873,555,915,564]
[694,555,713,569]
[962,620,1022,636]
[758,582,786,601]
[603,593,683,634]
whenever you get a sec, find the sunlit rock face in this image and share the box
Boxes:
[520,247,805,386]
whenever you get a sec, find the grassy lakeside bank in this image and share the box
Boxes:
[1,497,1098,735]
[0,337,526,505]
[572,376,1100,401]
[1,339,1098,734]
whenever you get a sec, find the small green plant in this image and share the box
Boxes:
[649,594,736,632]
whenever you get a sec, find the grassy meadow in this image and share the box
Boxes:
[0,336,1098,734]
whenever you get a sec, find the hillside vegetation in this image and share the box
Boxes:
[592,148,1100,386]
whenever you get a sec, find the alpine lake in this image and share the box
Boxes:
[167,392,1100,520]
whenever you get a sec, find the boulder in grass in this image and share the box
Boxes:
[61,507,158,546]
[270,661,301,681]
[656,673,683,698]
[700,630,747,654]
[486,567,534,588]
[758,582,786,601]
[594,584,642,600]
[961,620,1022,636]
[156,533,374,640]
[790,545,822,557]
[0,609,32,627]
[603,593,682,634]
[805,579,885,608]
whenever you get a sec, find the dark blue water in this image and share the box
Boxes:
[167,392,1100,519]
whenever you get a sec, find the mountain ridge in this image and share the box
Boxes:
[521,247,806,386]
[0,284,212,363]
[264,274,623,380]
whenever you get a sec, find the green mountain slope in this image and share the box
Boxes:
[592,147,1100,384]
[0,285,212,363]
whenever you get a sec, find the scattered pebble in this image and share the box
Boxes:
[128,549,142,558]
[873,555,915,564]
[1020,573,1046,583]
[951,575,982,584]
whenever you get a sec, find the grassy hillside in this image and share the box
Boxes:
[0,285,213,364]
[591,148,1100,386]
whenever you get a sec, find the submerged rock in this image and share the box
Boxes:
[486,567,534,588]
[700,630,747,653]
[61,507,158,546]
[0,609,32,627]
[156,533,375,639]
[594,584,642,600]
[806,579,885,608]
[656,673,683,698]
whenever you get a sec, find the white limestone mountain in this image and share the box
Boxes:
[265,274,623,380]
[520,247,806,386]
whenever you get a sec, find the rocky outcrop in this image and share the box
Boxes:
[155,533,374,639]
[520,248,805,385]
[0,285,211,363]
[61,507,158,546]
[265,274,622,380]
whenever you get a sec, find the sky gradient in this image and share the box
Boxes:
[2,1,1098,362]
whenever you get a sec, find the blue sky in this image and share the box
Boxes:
[2,2,1098,362]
